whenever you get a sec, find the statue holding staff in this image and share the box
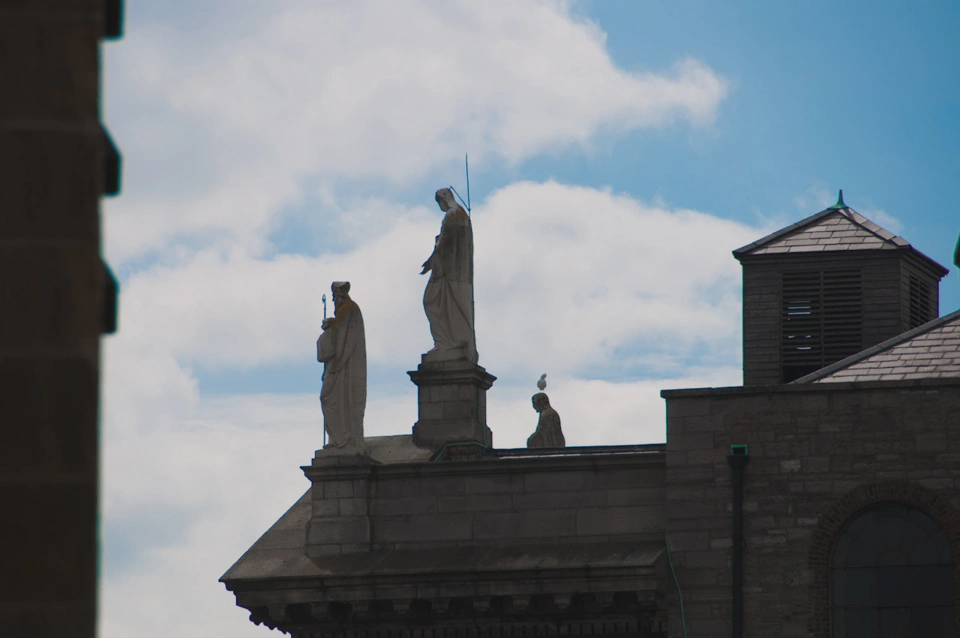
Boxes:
[420,188,478,364]
[317,281,367,452]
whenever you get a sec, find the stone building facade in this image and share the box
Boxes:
[663,373,960,637]
[3,2,122,636]
[223,201,959,637]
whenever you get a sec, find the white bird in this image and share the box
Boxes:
[537,374,547,391]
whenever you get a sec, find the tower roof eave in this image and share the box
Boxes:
[732,205,948,277]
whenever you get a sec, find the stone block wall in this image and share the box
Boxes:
[304,450,665,557]
[662,379,960,638]
[1,3,121,636]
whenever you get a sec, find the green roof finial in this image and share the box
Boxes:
[830,189,846,209]
[953,231,959,277]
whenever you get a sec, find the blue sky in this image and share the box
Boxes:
[576,1,960,266]
[98,2,959,636]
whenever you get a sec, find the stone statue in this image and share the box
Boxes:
[420,188,478,364]
[527,391,565,449]
[316,281,367,452]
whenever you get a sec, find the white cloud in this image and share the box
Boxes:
[97,3,741,636]
[99,375,741,638]
[475,182,755,378]
[103,0,727,262]
[99,393,320,638]
[112,182,758,382]
[98,180,758,637]
[862,208,904,235]
[791,185,837,214]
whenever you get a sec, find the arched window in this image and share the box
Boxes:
[832,503,955,637]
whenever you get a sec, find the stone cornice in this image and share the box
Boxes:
[302,446,666,481]
[661,376,960,398]
[228,580,666,636]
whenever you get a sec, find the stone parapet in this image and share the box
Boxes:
[297,447,664,558]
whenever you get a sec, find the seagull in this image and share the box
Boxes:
[537,374,547,391]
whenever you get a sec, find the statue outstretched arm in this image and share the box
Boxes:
[420,256,433,275]
[421,233,442,274]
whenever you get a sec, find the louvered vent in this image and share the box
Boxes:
[909,274,933,329]
[781,270,862,382]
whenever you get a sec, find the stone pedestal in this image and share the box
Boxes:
[304,454,378,557]
[408,358,496,450]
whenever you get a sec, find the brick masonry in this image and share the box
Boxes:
[663,379,960,638]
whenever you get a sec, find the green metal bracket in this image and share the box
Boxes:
[730,443,749,456]
[953,231,959,278]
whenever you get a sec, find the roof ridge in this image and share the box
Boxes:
[791,307,960,383]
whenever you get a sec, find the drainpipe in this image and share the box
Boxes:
[728,444,749,638]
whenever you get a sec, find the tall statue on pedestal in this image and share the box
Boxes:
[420,188,478,364]
[317,281,367,453]
[409,189,495,451]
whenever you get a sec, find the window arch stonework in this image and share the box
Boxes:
[807,481,960,637]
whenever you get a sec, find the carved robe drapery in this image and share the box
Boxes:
[423,194,477,363]
[527,393,565,448]
[317,298,366,450]
[527,408,565,448]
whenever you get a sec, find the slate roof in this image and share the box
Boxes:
[734,203,912,256]
[732,202,946,274]
[793,308,960,383]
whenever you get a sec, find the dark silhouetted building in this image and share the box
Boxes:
[223,201,959,638]
[2,3,122,636]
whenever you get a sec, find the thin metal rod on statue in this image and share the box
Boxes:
[450,186,470,213]
[445,155,478,360]
[452,153,476,357]
[321,293,327,447]
[466,153,475,356]
[450,153,472,215]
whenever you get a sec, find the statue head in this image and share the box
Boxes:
[532,392,551,413]
[435,188,458,213]
[331,281,351,307]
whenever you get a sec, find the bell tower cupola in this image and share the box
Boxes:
[734,191,949,385]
